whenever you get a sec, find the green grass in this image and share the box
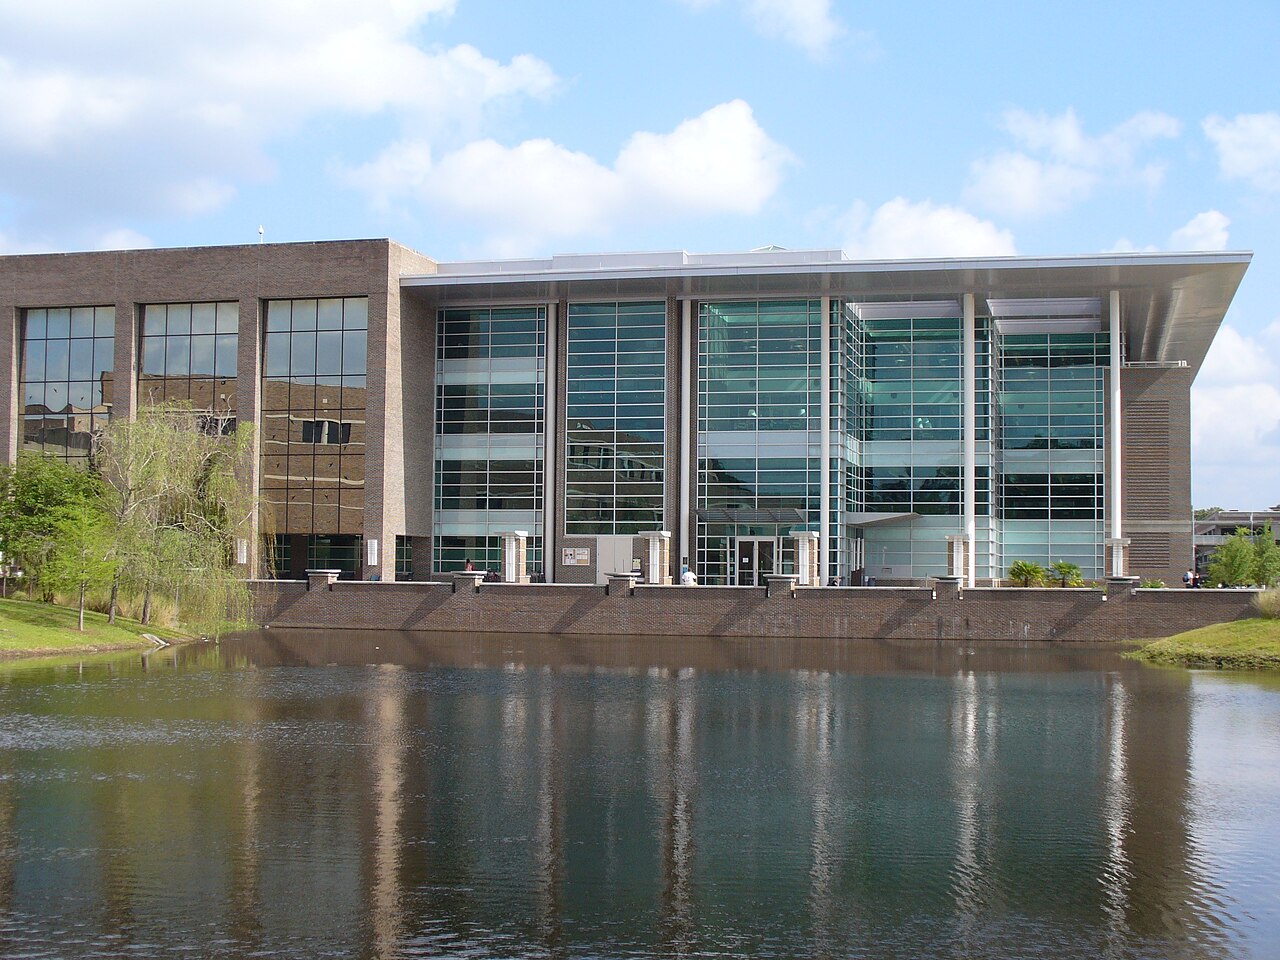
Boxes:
[1126,617,1280,670]
[0,596,185,658]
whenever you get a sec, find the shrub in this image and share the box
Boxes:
[1253,589,1280,619]
[1007,560,1047,587]
[1140,578,1166,588]
[1050,560,1085,587]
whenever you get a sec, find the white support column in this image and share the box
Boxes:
[498,530,529,583]
[1109,289,1123,576]
[792,530,820,586]
[679,300,693,574]
[543,302,557,583]
[819,296,832,583]
[963,293,977,587]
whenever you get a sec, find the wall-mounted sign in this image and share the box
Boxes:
[563,547,591,566]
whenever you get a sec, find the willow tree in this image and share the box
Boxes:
[95,403,256,634]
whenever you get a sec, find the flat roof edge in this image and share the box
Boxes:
[402,250,1254,286]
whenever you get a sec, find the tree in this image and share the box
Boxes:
[94,403,256,634]
[1254,522,1280,588]
[1194,506,1224,520]
[42,499,116,631]
[1207,529,1256,587]
[1049,560,1083,587]
[1008,560,1047,587]
[0,454,103,601]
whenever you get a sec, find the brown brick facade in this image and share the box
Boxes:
[0,240,436,578]
[249,578,1257,644]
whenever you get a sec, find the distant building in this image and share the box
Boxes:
[1194,508,1280,572]
[0,241,1249,585]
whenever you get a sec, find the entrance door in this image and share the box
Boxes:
[735,537,776,586]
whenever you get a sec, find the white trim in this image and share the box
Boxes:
[543,301,557,582]
[1109,289,1123,574]
[963,293,977,587]
[679,300,693,572]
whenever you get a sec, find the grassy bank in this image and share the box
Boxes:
[0,596,185,659]
[1127,617,1280,670]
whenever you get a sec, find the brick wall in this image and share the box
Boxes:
[249,579,1257,643]
[1120,366,1194,585]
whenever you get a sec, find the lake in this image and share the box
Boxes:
[0,631,1278,959]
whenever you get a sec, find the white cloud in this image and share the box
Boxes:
[1169,210,1230,251]
[0,1,556,231]
[94,228,153,251]
[964,108,1181,219]
[1193,322,1280,509]
[842,197,1016,260]
[344,100,791,253]
[1203,112,1280,192]
[966,152,1095,218]
[679,0,846,58]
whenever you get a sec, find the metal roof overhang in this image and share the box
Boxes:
[401,251,1251,380]
[846,511,919,528]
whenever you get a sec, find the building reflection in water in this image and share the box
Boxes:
[0,634,1249,958]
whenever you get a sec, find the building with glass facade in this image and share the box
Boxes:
[1,241,1249,586]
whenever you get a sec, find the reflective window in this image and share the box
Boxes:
[434,306,546,573]
[139,301,238,412]
[565,301,666,535]
[432,535,543,577]
[260,298,367,538]
[20,306,115,460]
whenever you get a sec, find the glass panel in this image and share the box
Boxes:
[292,300,317,330]
[192,302,217,335]
[190,335,215,376]
[46,308,70,338]
[71,306,95,338]
[94,307,115,337]
[216,301,239,334]
[44,340,70,381]
[317,299,343,330]
[25,309,46,339]
[342,330,367,375]
[69,338,94,379]
[167,303,191,335]
[215,334,238,377]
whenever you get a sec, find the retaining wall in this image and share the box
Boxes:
[247,579,1259,643]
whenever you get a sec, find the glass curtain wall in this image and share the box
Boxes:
[860,309,991,580]
[995,331,1108,578]
[19,306,115,460]
[261,297,368,579]
[697,300,820,584]
[139,301,238,422]
[564,302,665,536]
[434,306,545,575]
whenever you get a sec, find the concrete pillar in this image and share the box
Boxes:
[1109,289,1124,576]
[452,571,485,594]
[606,572,640,596]
[542,302,558,583]
[793,530,820,586]
[679,300,693,578]
[306,568,341,591]
[237,296,265,576]
[962,292,977,587]
[1106,538,1131,579]
[640,531,671,584]
[498,530,529,583]
[766,574,798,598]
[1,305,18,464]
[946,534,971,580]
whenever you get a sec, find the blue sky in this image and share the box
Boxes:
[1,0,1277,508]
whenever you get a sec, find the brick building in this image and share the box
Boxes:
[0,241,1249,586]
